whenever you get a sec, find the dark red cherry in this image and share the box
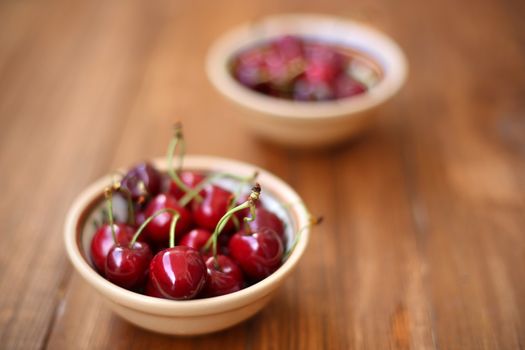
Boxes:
[334,75,367,99]
[105,241,153,290]
[244,207,286,245]
[145,278,164,298]
[293,77,335,101]
[144,194,191,245]
[234,48,268,87]
[148,246,207,300]
[90,224,134,274]
[135,210,147,228]
[121,162,161,200]
[265,36,304,87]
[202,255,244,297]
[192,185,234,232]
[169,171,206,200]
[271,35,303,63]
[218,233,232,256]
[228,227,284,281]
[304,44,345,83]
[179,228,212,251]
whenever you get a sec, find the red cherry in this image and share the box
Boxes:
[228,227,284,281]
[334,75,367,99]
[121,162,161,200]
[304,61,340,83]
[293,77,335,101]
[265,36,305,89]
[304,44,345,83]
[245,207,286,245]
[135,210,146,227]
[179,228,212,251]
[147,246,207,300]
[265,49,291,85]
[217,233,232,256]
[272,35,303,62]
[90,224,134,274]
[192,185,234,232]
[234,48,268,87]
[202,255,244,297]
[169,171,205,200]
[145,277,164,298]
[104,241,153,290]
[144,194,192,245]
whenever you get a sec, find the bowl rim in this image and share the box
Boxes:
[206,13,408,119]
[64,155,311,316]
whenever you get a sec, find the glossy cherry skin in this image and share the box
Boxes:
[192,185,234,232]
[147,246,207,300]
[234,196,285,244]
[144,194,192,245]
[244,207,286,245]
[179,228,212,251]
[202,255,244,297]
[90,224,135,274]
[145,278,164,298]
[104,241,153,290]
[135,210,147,228]
[121,162,161,200]
[228,227,284,281]
[169,171,205,200]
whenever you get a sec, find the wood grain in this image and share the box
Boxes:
[0,0,524,349]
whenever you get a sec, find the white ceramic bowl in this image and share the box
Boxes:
[206,14,408,147]
[64,156,311,336]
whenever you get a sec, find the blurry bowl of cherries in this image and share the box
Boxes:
[206,14,408,147]
[64,124,320,335]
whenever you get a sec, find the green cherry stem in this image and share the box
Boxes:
[166,123,197,200]
[240,192,259,233]
[283,216,323,261]
[227,171,259,230]
[104,188,117,244]
[203,184,261,261]
[129,208,180,248]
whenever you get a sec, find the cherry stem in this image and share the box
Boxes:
[169,210,180,248]
[283,216,323,261]
[129,208,180,248]
[112,182,136,226]
[167,123,199,201]
[104,188,117,244]
[203,184,261,263]
[227,171,259,230]
[179,171,258,207]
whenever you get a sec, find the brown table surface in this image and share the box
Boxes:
[1,0,525,349]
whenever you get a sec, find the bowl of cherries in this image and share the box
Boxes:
[64,125,319,335]
[206,14,408,147]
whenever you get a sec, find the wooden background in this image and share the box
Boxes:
[1,0,524,349]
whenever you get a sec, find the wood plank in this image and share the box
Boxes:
[0,0,160,348]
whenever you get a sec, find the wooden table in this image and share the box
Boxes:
[1,0,524,349]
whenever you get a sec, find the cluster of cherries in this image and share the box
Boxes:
[231,35,372,101]
[89,126,299,300]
